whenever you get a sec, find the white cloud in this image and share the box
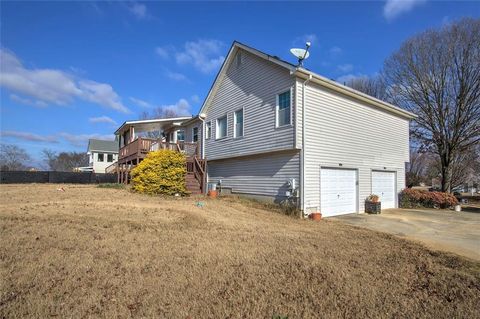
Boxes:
[89,116,117,125]
[1,130,59,143]
[190,94,200,104]
[78,80,128,113]
[1,130,116,148]
[10,94,48,107]
[166,70,188,82]
[329,46,343,56]
[175,39,225,74]
[130,97,153,108]
[0,49,129,113]
[337,64,354,73]
[155,46,170,59]
[59,132,116,147]
[383,0,427,21]
[128,2,148,19]
[160,98,191,116]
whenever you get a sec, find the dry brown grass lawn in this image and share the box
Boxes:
[1,184,479,318]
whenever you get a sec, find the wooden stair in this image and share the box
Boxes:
[186,172,202,195]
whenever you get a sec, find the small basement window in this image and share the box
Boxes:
[216,116,227,139]
[276,90,291,127]
[98,153,104,162]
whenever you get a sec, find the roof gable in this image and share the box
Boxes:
[88,139,118,153]
[198,41,295,115]
[199,41,416,120]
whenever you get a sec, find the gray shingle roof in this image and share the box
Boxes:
[88,139,118,153]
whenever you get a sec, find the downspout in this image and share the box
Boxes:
[198,117,206,159]
[300,73,312,217]
[198,114,207,194]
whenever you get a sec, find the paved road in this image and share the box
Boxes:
[333,209,480,261]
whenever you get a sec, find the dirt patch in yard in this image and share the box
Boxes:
[1,184,479,318]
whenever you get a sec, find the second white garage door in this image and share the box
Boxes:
[320,168,357,217]
[372,171,396,209]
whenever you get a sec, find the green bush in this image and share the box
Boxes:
[130,150,187,195]
[399,188,458,209]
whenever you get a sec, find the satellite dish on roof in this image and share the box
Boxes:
[290,42,311,67]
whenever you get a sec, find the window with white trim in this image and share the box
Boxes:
[276,90,291,127]
[205,122,211,140]
[216,116,227,139]
[107,154,113,162]
[192,127,199,142]
[97,153,104,162]
[177,130,185,141]
[234,109,243,138]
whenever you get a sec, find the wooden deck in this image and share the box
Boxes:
[116,137,206,194]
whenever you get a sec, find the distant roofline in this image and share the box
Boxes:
[114,116,193,135]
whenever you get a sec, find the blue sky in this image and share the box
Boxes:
[1,1,479,162]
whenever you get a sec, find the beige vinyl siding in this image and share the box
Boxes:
[208,150,300,199]
[204,49,298,161]
[295,79,303,149]
[303,81,410,212]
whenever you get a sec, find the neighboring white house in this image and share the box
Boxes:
[113,41,416,217]
[87,139,119,173]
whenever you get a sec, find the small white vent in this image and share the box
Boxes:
[235,52,242,68]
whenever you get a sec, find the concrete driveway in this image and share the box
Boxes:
[334,209,480,261]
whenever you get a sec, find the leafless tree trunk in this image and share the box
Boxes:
[383,18,480,192]
[0,144,30,171]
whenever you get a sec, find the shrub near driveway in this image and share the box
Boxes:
[400,188,458,209]
[130,150,187,195]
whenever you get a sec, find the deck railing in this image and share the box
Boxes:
[186,156,207,193]
[105,162,117,174]
[119,137,199,161]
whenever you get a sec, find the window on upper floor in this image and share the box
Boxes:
[98,153,104,162]
[234,109,244,138]
[276,90,291,127]
[107,154,113,162]
[177,130,185,142]
[216,116,227,139]
[192,127,199,142]
[205,122,211,140]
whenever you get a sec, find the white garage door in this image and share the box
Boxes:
[372,171,396,209]
[320,168,357,217]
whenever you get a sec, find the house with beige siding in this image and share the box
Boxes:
[114,41,415,217]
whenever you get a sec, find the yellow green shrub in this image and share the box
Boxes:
[130,150,187,195]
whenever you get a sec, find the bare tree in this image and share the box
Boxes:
[138,107,179,139]
[406,147,429,187]
[345,76,388,101]
[139,107,178,121]
[450,145,480,190]
[42,149,88,171]
[0,144,31,171]
[383,18,480,192]
[42,149,57,170]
